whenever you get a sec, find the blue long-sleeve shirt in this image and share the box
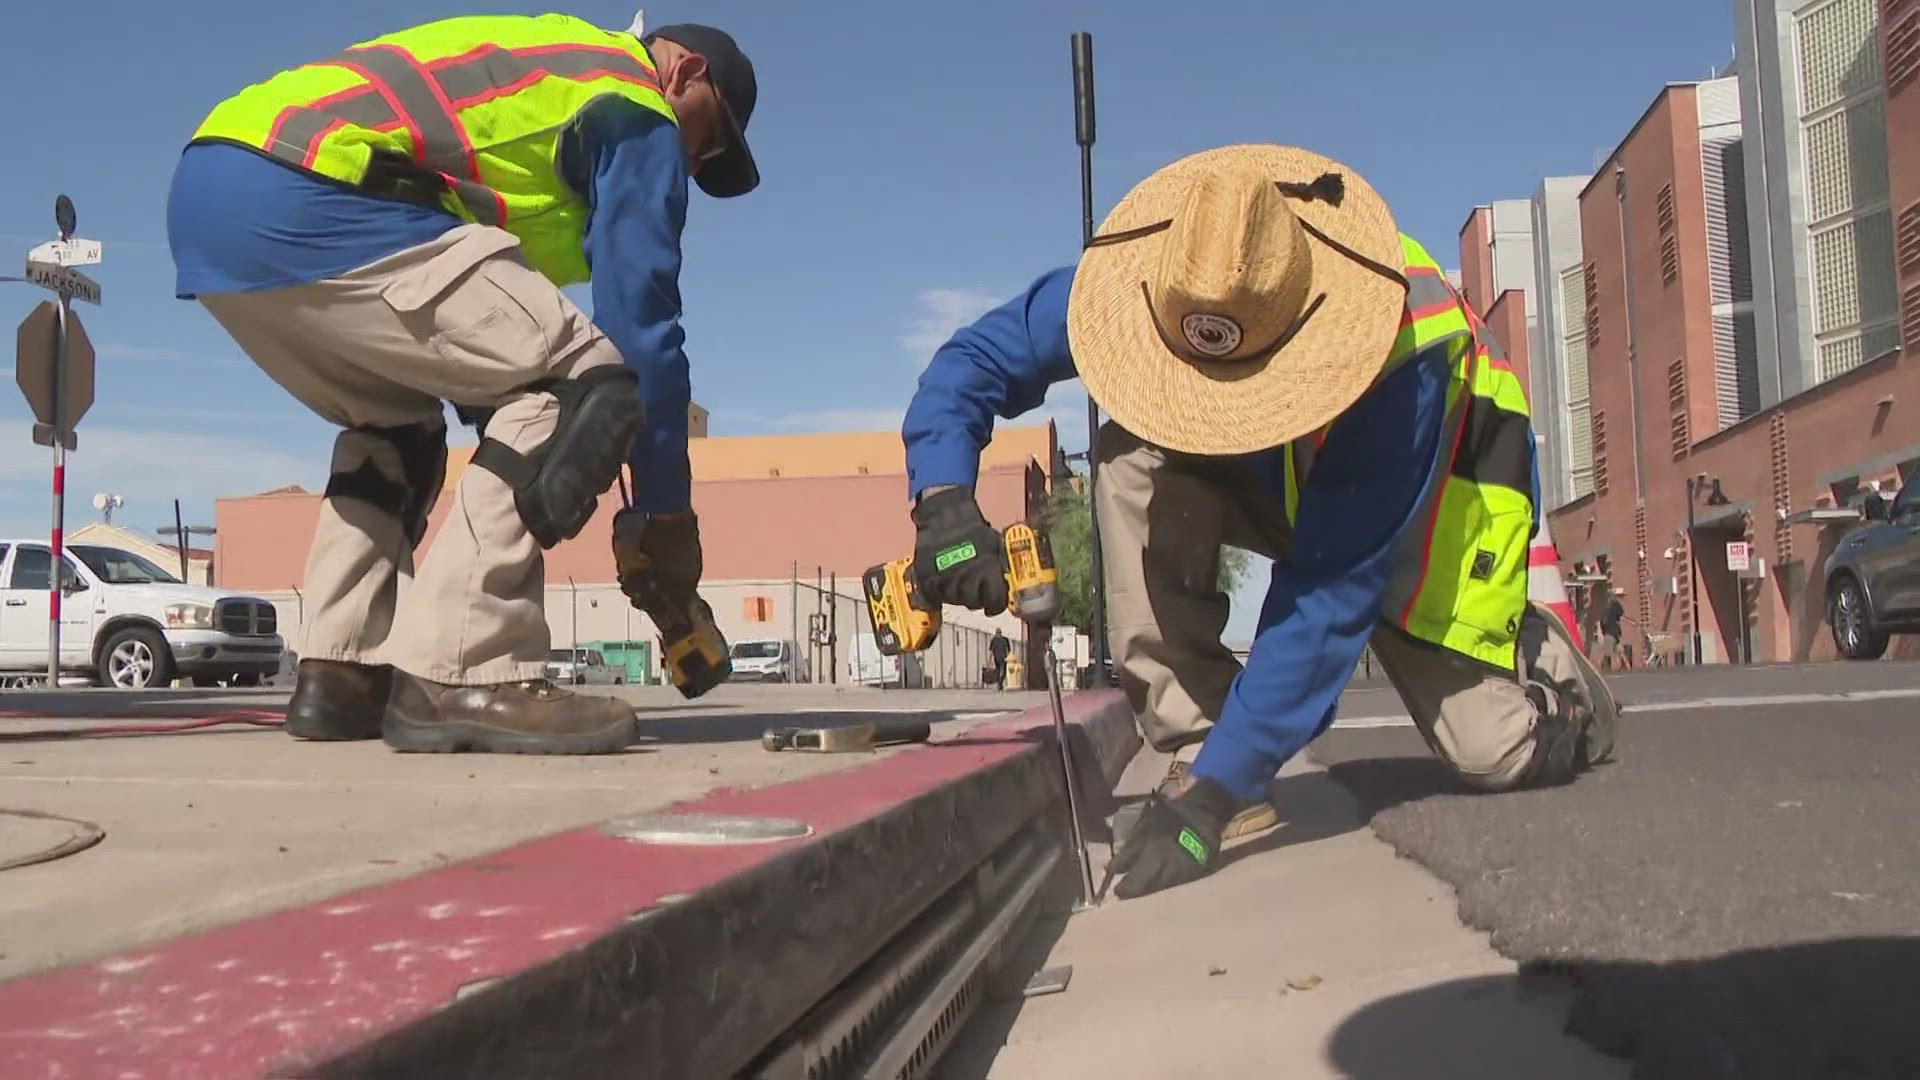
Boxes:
[902,267,1451,802]
[167,97,693,513]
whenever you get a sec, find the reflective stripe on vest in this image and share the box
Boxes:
[189,15,675,285]
[1280,234,1535,671]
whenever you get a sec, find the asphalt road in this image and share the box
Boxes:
[1312,661,1920,1080]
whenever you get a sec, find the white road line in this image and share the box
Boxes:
[1331,686,1920,729]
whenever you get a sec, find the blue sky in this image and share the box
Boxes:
[1,0,1736,640]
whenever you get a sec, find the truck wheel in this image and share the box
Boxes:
[100,626,175,689]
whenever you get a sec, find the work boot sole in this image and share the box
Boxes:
[382,713,635,755]
[1532,601,1619,766]
[285,713,384,742]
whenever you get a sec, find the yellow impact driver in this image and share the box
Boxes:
[863,522,1060,657]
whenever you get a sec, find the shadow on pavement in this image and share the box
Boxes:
[1329,937,1920,1080]
[1318,755,1477,821]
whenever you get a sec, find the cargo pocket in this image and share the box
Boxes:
[379,226,553,401]
[1453,505,1531,642]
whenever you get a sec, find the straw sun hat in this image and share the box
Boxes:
[1066,144,1411,456]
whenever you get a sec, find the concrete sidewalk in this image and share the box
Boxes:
[939,748,1626,1079]
[0,683,1033,980]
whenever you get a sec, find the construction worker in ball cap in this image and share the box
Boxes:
[165,10,759,754]
[900,144,1621,899]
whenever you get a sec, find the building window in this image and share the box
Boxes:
[1796,0,1900,383]
[744,596,773,622]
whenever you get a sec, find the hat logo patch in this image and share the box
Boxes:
[1181,313,1243,358]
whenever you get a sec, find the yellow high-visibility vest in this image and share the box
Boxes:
[1280,236,1535,671]
[187,13,677,285]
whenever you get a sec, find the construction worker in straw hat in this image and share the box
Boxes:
[901,144,1619,899]
[167,11,759,753]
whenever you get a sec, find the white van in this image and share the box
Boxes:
[729,638,801,683]
[0,540,285,688]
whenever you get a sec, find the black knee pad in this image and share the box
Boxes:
[469,367,643,549]
[324,422,449,547]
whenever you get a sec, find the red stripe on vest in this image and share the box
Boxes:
[266,82,379,165]
[300,118,349,169]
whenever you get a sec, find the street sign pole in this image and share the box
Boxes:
[8,195,101,688]
[48,296,68,688]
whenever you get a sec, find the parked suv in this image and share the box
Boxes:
[0,541,285,687]
[1823,465,1920,660]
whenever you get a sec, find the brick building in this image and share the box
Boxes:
[214,420,1070,687]
[1457,0,1920,664]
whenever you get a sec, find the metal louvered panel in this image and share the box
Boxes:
[1583,262,1601,348]
[1898,201,1920,277]
[1561,264,1595,498]
[1697,77,1744,128]
[1592,410,1610,498]
[1701,130,1759,427]
[1904,282,1920,350]
[1668,358,1691,460]
[1889,3,1920,93]
[1796,0,1884,115]
[1713,312,1763,426]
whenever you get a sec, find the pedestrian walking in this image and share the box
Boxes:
[988,629,1011,689]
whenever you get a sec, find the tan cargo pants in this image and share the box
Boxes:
[200,225,624,685]
[1094,423,1599,791]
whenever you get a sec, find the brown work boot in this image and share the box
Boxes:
[382,671,634,754]
[1159,757,1279,841]
[284,659,391,741]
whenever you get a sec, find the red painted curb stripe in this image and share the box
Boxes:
[0,692,1128,1079]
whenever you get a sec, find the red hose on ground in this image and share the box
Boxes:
[0,710,285,741]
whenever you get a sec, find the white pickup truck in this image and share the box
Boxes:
[0,540,285,688]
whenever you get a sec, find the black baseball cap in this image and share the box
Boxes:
[646,23,760,198]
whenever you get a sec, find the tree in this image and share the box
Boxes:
[1037,481,1255,634]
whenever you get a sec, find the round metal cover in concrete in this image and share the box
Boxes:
[601,812,813,845]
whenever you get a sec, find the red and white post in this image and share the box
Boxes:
[47,299,69,687]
